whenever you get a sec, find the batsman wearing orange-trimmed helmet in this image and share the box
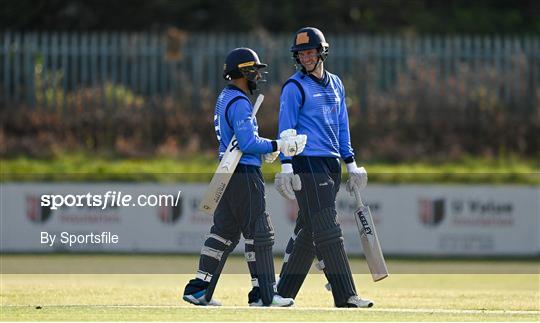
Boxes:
[290,27,329,73]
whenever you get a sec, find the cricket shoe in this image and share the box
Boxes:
[249,295,294,307]
[345,295,374,308]
[183,289,222,306]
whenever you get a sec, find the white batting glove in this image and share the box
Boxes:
[263,150,279,163]
[345,162,368,196]
[279,129,297,139]
[276,129,307,157]
[275,163,301,200]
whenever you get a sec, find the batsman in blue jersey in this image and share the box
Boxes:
[274,27,374,308]
[183,48,306,307]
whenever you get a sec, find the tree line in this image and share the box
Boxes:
[4,0,539,34]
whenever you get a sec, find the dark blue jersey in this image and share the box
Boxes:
[214,85,274,167]
[278,71,355,163]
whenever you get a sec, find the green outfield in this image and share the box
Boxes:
[1,255,539,321]
[1,154,539,184]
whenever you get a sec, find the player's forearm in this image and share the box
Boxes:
[338,118,354,162]
[278,118,297,136]
[236,131,274,154]
[338,133,355,162]
[278,104,299,135]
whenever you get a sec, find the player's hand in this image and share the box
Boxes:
[275,164,301,200]
[263,151,279,163]
[277,129,307,157]
[346,163,368,196]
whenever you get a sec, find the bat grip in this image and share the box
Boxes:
[353,189,364,207]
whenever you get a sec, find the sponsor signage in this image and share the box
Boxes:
[1,183,538,256]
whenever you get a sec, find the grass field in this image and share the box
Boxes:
[1,154,539,184]
[1,255,539,321]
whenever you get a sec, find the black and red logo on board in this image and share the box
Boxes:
[418,198,445,227]
[26,195,53,224]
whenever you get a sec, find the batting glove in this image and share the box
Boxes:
[275,163,301,200]
[276,129,307,157]
[263,151,279,163]
[345,162,368,196]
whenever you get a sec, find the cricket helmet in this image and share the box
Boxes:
[223,48,267,80]
[290,27,329,63]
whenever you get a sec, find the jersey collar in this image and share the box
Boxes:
[226,84,248,95]
[307,70,330,87]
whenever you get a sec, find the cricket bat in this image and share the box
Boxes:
[199,94,264,215]
[352,190,389,282]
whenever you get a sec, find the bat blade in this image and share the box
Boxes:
[354,203,389,282]
[198,94,264,215]
[198,138,241,214]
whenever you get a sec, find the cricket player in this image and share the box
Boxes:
[183,48,306,307]
[273,27,374,308]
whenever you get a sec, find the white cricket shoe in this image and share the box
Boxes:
[249,295,294,307]
[346,295,374,308]
[183,290,222,306]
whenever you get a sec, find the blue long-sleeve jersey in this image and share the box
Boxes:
[278,71,355,163]
[214,85,275,167]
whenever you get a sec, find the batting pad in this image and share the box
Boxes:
[312,207,357,307]
[277,228,315,299]
[252,213,276,306]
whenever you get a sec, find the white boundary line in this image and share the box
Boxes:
[4,305,539,315]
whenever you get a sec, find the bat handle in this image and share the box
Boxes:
[353,189,364,207]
